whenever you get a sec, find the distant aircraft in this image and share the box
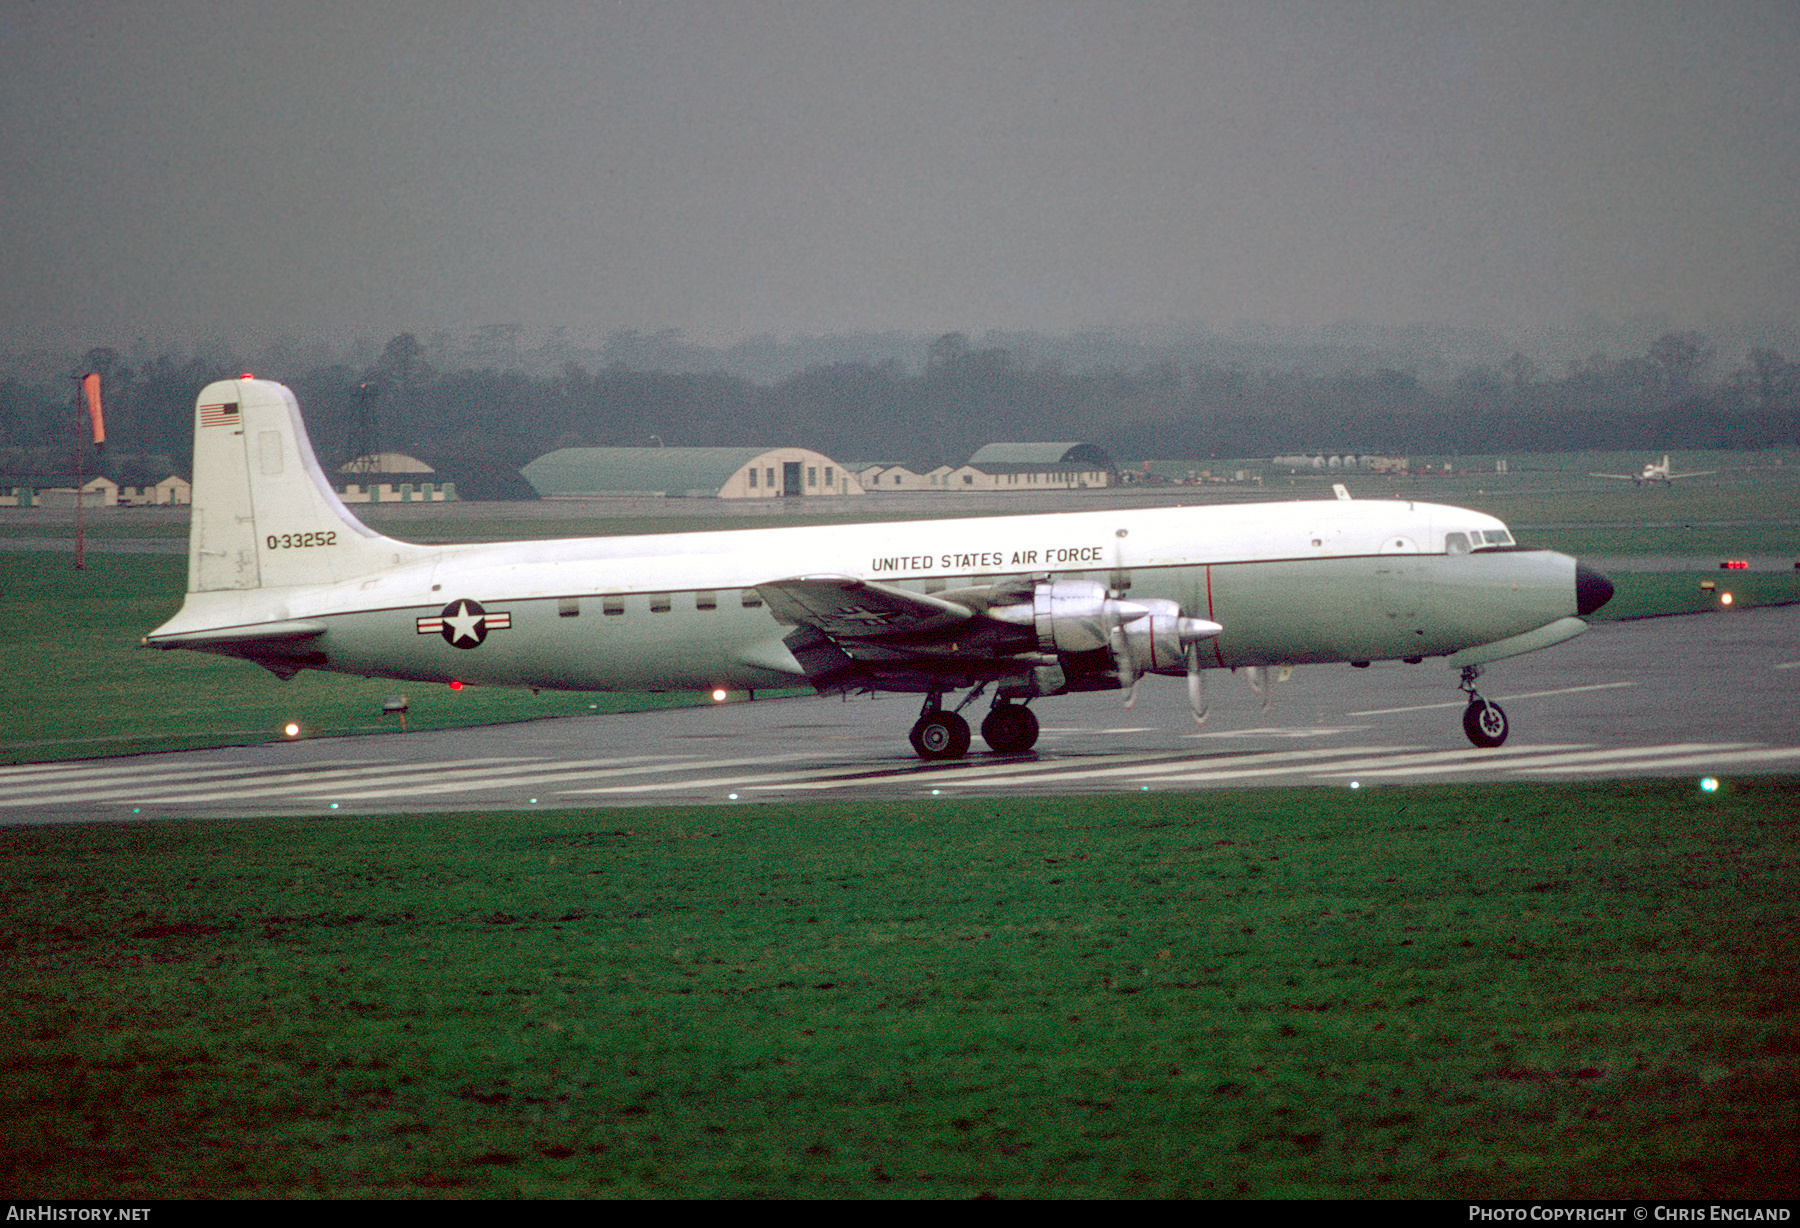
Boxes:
[145,379,1613,756]
[1590,456,1717,485]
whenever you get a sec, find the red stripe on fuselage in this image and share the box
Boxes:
[1205,565,1225,667]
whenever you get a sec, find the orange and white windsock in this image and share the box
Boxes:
[81,372,104,448]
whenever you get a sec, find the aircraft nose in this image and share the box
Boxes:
[1575,561,1614,616]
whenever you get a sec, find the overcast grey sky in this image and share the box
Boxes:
[4,1,1796,357]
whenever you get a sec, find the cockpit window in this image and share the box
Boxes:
[1444,532,1471,555]
[1482,529,1514,546]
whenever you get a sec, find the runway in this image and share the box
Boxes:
[6,605,1797,824]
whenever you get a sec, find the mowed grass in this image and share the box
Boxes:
[1,783,1797,1199]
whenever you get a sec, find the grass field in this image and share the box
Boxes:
[2,782,1796,1199]
[3,463,1797,1199]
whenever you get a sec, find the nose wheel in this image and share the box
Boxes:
[1458,665,1509,748]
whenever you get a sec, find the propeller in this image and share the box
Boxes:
[1185,642,1208,725]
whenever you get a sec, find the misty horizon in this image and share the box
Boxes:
[5,4,1796,372]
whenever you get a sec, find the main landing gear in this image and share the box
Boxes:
[909,688,1040,760]
[1458,664,1509,748]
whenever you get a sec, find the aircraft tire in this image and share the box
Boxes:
[980,703,1040,754]
[910,711,971,760]
[1462,699,1509,748]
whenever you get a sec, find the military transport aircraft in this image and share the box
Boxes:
[144,378,1614,758]
[1589,455,1717,485]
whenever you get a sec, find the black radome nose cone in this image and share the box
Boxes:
[1576,562,1614,616]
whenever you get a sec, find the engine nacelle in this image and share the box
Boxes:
[1115,598,1191,676]
[988,579,1147,654]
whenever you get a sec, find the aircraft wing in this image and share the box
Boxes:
[756,575,1044,695]
[1668,469,1717,480]
[756,575,974,639]
[1588,472,1638,480]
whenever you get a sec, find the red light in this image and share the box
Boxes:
[1721,560,1748,570]
[449,680,463,691]
[239,372,254,380]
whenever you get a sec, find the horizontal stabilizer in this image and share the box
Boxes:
[143,619,327,651]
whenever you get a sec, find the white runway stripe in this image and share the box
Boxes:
[925,746,1425,790]
[1512,746,1800,774]
[0,757,543,808]
[1317,743,1756,778]
[323,754,789,801]
[8,735,1798,816]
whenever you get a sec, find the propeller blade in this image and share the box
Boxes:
[1244,664,1272,711]
[1185,643,1208,726]
[1108,622,1141,703]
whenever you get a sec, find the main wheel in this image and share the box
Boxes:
[1462,698,1509,748]
[980,703,1040,754]
[909,711,971,760]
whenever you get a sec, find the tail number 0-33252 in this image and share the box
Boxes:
[266,531,338,550]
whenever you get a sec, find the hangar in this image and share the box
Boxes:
[967,442,1116,487]
[522,446,863,500]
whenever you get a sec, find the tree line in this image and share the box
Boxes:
[3,329,1796,485]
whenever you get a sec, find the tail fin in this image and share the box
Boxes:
[188,377,428,591]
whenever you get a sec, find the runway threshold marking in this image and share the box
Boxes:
[320,754,803,802]
[566,747,1222,796]
[917,746,1426,790]
[0,757,541,808]
[126,755,721,807]
[1133,744,1590,786]
[1310,742,1755,779]
[4,756,625,809]
[1512,745,1800,774]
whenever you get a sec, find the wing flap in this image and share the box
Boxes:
[756,575,974,639]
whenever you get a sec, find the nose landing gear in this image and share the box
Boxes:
[1459,664,1509,748]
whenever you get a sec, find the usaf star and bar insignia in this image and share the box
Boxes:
[417,598,511,649]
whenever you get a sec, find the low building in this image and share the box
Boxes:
[118,475,191,506]
[522,447,863,500]
[2,475,120,508]
[855,464,934,491]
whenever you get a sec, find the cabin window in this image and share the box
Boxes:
[559,597,580,618]
[695,590,717,611]
[602,595,625,616]
[741,590,763,609]
[766,468,775,488]
[1445,532,1471,555]
[650,593,672,613]
[808,466,818,488]
[748,468,757,489]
